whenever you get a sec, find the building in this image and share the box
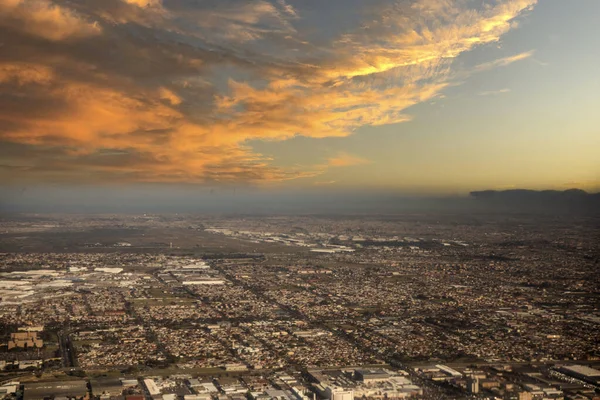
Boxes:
[480,380,499,389]
[557,365,600,385]
[24,380,88,400]
[182,279,225,285]
[187,380,218,395]
[8,332,43,350]
[184,395,212,400]
[224,363,248,371]
[264,389,293,400]
[468,377,479,394]
[91,377,123,398]
[518,392,533,400]
[144,379,161,396]
[354,369,391,383]
[435,365,462,378]
[316,385,353,400]
[18,360,42,370]
[18,326,44,332]
[0,383,17,397]
[122,379,140,389]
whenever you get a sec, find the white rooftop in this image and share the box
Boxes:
[562,365,600,377]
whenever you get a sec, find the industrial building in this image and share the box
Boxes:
[182,279,226,285]
[0,383,18,397]
[23,380,88,400]
[557,365,600,385]
[90,377,124,398]
[309,368,421,400]
[143,379,161,397]
[314,384,354,400]
[354,369,391,383]
[435,364,463,378]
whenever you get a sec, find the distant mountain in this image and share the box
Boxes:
[469,189,600,214]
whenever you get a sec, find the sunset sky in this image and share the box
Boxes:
[1,0,599,196]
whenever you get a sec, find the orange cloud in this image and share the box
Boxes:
[0,0,101,41]
[324,0,537,82]
[0,63,55,85]
[123,0,161,6]
[327,153,370,168]
[159,87,182,105]
[0,0,538,185]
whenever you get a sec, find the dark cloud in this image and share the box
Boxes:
[0,0,537,184]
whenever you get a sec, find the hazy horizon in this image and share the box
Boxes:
[1,184,598,214]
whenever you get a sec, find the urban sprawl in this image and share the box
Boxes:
[0,214,598,400]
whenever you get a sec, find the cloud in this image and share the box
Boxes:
[123,0,161,7]
[159,87,182,105]
[0,0,538,184]
[478,88,511,96]
[473,50,534,72]
[0,63,55,85]
[0,0,101,41]
[324,0,536,81]
[327,153,370,168]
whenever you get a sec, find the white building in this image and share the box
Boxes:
[144,379,161,396]
[326,386,353,400]
[183,279,225,285]
[315,384,353,400]
[435,364,462,378]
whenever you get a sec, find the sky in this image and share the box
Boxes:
[1,0,599,203]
